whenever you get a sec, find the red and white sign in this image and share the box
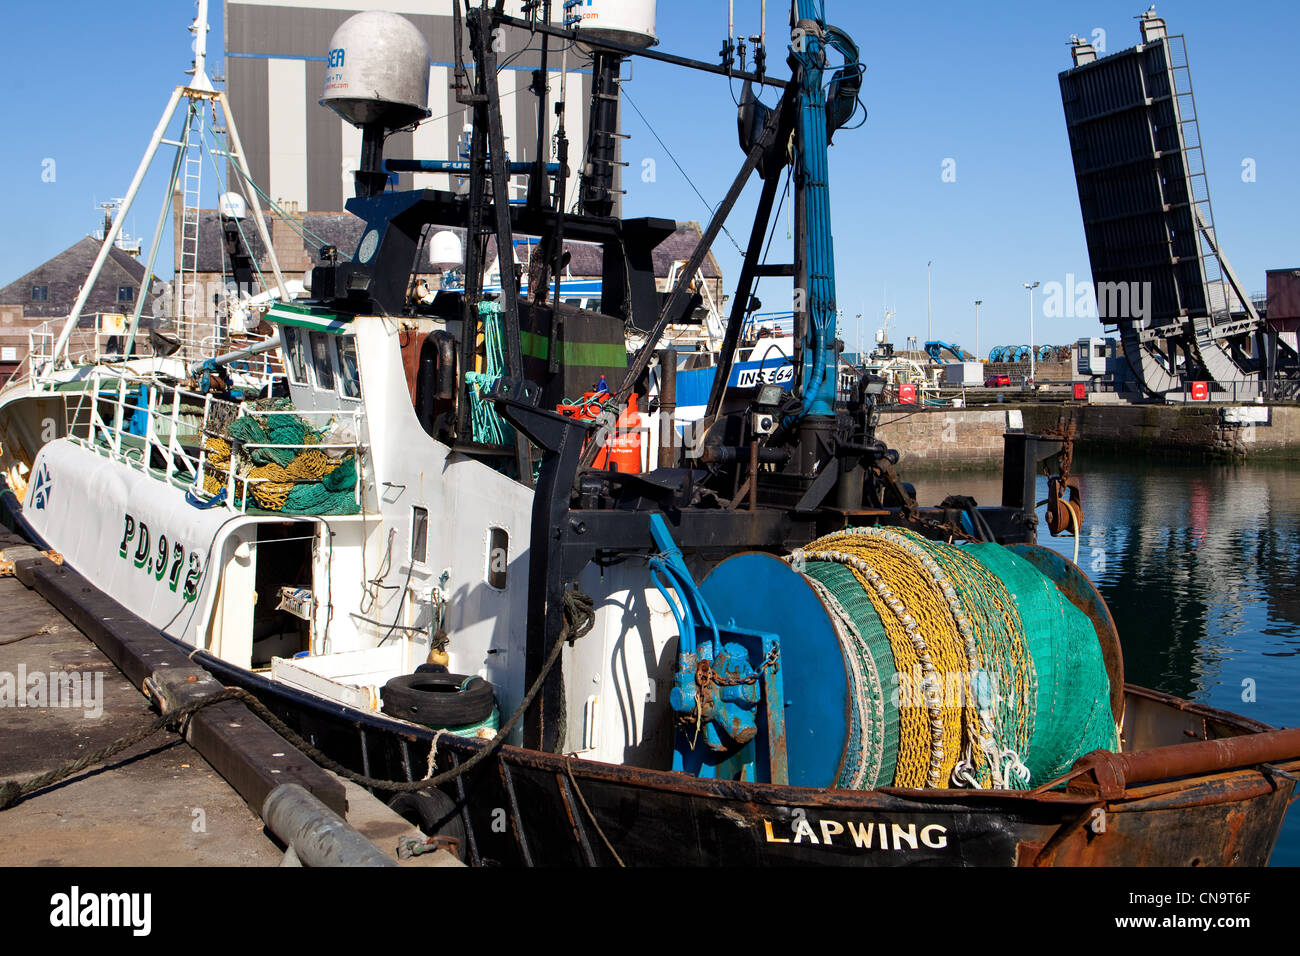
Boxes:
[1073,383,1087,401]
[1191,381,1209,402]
[898,384,917,405]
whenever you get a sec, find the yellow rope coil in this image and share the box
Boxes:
[896,530,1034,769]
[203,436,231,468]
[285,449,340,481]
[799,527,1039,790]
[201,444,342,511]
[251,481,292,511]
[803,530,970,788]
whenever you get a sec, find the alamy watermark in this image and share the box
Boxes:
[890,666,1002,711]
[49,886,150,936]
[1041,273,1151,322]
[0,666,104,718]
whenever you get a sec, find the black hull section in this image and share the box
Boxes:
[195,652,1296,867]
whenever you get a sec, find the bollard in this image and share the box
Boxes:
[262,783,398,867]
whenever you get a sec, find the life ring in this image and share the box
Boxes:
[381,672,496,729]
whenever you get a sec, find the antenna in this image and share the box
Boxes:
[750,1,767,77]
[187,0,214,92]
[721,0,736,71]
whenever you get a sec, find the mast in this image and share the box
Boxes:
[57,1,287,366]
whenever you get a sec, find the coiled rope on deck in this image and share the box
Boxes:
[200,407,360,515]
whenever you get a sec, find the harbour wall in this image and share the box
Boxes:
[878,403,1300,470]
[877,409,1009,470]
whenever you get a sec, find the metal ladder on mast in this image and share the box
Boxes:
[177,99,207,360]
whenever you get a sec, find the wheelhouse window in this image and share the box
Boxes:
[309,332,335,390]
[31,285,48,302]
[411,507,428,565]
[335,335,361,399]
[283,326,309,384]
[117,286,134,303]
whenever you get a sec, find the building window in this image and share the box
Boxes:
[117,286,134,303]
[31,286,48,302]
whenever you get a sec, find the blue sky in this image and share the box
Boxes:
[1,1,1296,355]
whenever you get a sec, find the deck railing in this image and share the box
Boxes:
[21,314,283,391]
[66,371,367,516]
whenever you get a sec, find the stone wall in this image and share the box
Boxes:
[1022,403,1300,461]
[875,403,1300,469]
[876,409,1015,470]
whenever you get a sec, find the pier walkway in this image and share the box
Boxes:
[0,530,459,867]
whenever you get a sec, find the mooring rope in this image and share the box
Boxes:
[0,590,596,812]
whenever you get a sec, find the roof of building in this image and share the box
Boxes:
[0,237,162,320]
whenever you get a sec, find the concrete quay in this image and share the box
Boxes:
[877,402,1300,470]
[0,532,461,868]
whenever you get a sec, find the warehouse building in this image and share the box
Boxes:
[223,0,594,214]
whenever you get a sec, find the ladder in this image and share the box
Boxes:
[177,99,207,358]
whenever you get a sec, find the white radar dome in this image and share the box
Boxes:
[429,230,464,271]
[321,11,432,130]
[218,192,247,220]
[573,0,658,50]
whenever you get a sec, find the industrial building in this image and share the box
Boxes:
[223,0,594,214]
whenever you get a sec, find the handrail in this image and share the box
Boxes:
[21,313,285,390]
[66,369,368,516]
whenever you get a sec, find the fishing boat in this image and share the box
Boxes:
[2,1,1298,868]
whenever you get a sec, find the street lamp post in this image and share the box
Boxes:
[1023,281,1040,386]
[974,299,983,360]
[927,260,934,344]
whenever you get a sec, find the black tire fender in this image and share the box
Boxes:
[381,672,495,729]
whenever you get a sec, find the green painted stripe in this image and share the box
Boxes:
[267,304,351,334]
[520,331,627,368]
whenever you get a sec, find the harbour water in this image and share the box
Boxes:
[913,454,1300,866]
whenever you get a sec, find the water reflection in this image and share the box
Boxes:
[909,454,1300,866]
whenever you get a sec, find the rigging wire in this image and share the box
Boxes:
[216,138,349,261]
[621,89,746,258]
[201,122,272,295]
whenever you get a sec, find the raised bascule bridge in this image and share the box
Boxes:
[1059,8,1299,402]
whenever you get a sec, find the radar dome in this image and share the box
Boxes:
[321,11,432,130]
[428,230,463,271]
[573,0,658,50]
[218,192,247,220]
